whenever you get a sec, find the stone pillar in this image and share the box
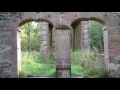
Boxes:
[103,27,109,70]
[52,27,55,52]
[40,22,50,60]
[49,24,53,57]
[55,26,71,78]
[105,12,120,77]
[73,22,82,51]
[17,28,21,72]
[81,21,90,51]
[108,26,120,77]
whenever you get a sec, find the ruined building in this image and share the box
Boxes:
[0,12,120,78]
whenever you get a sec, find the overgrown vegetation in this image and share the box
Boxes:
[19,51,55,78]
[20,22,40,51]
[90,20,104,53]
[71,51,108,78]
[19,21,108,78]
[19,51,108,78]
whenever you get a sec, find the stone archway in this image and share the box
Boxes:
[0,12,59,78]
[17,21,56,77]
[14,12,71,78]
[17,21,54,74]
[0,12,120,78]
[70,17,108,70]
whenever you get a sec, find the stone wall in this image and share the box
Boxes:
[0,12,18,78]
[106,12,120,77]
[0,12,120,78]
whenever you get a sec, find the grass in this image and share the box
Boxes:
[19,51,109,78]
[19,51,55,78]
[71,51,108,78]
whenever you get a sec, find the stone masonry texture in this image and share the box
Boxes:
[0,12,120,78]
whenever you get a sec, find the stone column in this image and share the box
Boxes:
[73,22,82,51]
[81,21,90,51]
[49,24,53,57]
[108,26,120,77]
[40,22,50,60]
[55,26,71,78]
[106,13,120,77]
[17,28,21,72]
[103,27,109,70]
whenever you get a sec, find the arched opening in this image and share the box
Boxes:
[17,20,56,78]
[70,18,109,78]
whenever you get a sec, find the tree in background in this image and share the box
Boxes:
[20,21,104,53]
[20,21,40,51]
[90,20,104,53]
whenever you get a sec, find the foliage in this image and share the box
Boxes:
[20,22,40,51]
[71,51,108,78]
[90,20,104,53]
[19,51,108,78]
[19,51,55,78]
[19,69,27,78]
[19,21,107,78]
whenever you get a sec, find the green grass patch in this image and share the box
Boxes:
[71,51,109,78]
[19,51,108,78]
[19,51,55,78]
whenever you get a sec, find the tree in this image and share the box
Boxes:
[90,20,104,53]
[20,21,40,51]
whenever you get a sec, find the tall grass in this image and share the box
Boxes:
[71,51,108,78]
[19,51,55,78]
[19,51,108,78]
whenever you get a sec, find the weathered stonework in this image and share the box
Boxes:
[73,21,82,51]
[0,12,120,78]
[55,27,71,78]
[40,22,50,60]
[0,61,12,78]
[72,20,90,52]
[81,21,90,51]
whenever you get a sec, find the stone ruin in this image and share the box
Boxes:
[0,12,120,78]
